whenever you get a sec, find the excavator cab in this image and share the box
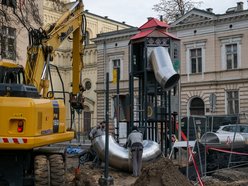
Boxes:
[0,61,25,84]
[0,61,40,98]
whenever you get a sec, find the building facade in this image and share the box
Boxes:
[80,11,132,132]
[0,0,43,66]
[93,3,248,137]
[93,27,138,139]
[169,2,248,121]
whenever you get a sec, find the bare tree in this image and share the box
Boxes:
[153,0,202,23]
[0,0,42,31]
[0,0,43,60]
[0,0,69,61]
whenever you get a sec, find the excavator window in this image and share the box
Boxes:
[0,66,39,97]
[5,72,17,83]
[0,67,25,84]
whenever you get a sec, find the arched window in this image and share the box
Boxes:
[85,31,90,45]
[83,105,91,133]
[190,97,204,115]
[85,80,92,91]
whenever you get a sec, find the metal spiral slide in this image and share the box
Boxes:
[92,135,162,171]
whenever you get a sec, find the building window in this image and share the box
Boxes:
[109,56,123,82]
[111,95,128,121]
[112,59,121,82]
[190,97,205,115]
[190,48,202,73]
[113,59,120,68]
[219,35,242,70]
[1,0,16,7]
[226,44,237,70]
[226,90,239,114]
[1,26,16,60]
[85,31,90,45]
[84,80,91,90]
[184,40,206,79]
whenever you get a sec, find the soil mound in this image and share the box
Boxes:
[133,157,192,186]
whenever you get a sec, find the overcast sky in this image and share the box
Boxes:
[83,0,248,26]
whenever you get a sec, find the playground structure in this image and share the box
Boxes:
[128,18,180,153]
[95,19,180,185]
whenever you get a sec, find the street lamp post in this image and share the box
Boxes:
[98,73,114,186]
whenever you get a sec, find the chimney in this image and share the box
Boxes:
[160,15,163,21]
[237,2,243,11]
[147,17,153,21]
[175,13,180,20]
[206,8,213,13]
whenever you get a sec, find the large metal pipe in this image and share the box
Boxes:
[149,47,180,91]
[92,135,161,171]
[200,132,248,149]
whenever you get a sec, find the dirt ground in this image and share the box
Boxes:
[66,155,192,186]
[65,154,248,186]
[133,157,192,186]
[66,155,137,186]
[203,168,248,186]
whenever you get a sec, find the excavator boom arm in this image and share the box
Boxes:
[25,0,84,96]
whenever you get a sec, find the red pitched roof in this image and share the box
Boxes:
[130,29,179,40]
[130,17,178,41]
[139,18,170,30]
[130,29,153,40]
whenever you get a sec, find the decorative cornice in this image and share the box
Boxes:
[169,9,248,32]
[181,67,248,87]
[181,78,248,88]
[183,39,207,45]
[84,97,95,105]
[50,65,72,71]
[93,27,138,43]
[218,34,243,41]
[84,63,97,68]
[84,11,133,28]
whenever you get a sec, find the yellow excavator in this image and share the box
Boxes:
[0,1,85,185]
